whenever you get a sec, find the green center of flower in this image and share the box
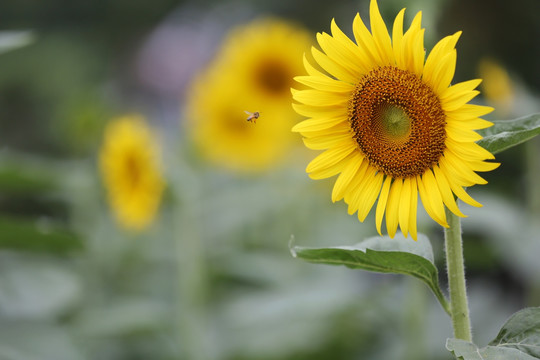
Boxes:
[377,104,411,141]
[348,66,447,179]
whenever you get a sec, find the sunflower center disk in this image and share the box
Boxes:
[348,66,447,179]
[254,59,292,96]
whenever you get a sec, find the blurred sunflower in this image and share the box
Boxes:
[186,18,311,173]
[478,58,514,115]
[99,115,164,231]
[292,0,499,239]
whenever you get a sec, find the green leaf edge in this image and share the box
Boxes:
[290,244,451,315]
[478,113,540,155]
[488,307,540,357]
[446,338,539,360]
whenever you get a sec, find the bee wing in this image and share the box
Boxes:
[244,110,253,115]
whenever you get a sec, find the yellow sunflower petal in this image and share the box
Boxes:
[446,138,495,160]
[432,164,466,217]
[306,143,356,174]
[357,169,384,222]
[317,32,365,80]
[445,104,494,120]
[385,178,403,238]
[430,50,457,96]
[407,177,418,240]
[292,88,349,107]
[292,115,348,133]
[418,171,448,228]
[446,122,483,142]
[352,12,383,66]
[294,74,355,92]
[466,159,500,172]
[375,176,392,235]
[299,123,351,138]
[291,102,346,118]
[400,11,424,75]
[369,0,394,65]
[441,151,488,185]
[302,53,326,77]
[332,153,365,202]
[441,79,482,102]
[449,182,483,208]
[438,157,473,187]
[302,130,352,150]
[309,151,358,180]
[423,32,461,91]
[399,177,411,238]
[442,90,480,112]
[392,8,406,66]
[330,19,371,75]
[439,161,483,207]
[311,46,357,84]
[345,160,370,214]
[447,117,494,130]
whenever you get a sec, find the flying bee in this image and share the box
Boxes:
[244,111,260,124]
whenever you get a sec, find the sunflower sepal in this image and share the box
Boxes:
[289,233,450,315]
[477,113,540,155]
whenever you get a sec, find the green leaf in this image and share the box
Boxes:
[446,338,538,360]
[489,307,540,357]
[0,152,59,195]
[290,233,450,315]
[478,113,540,154]
[447,308,540,359]
[0,216,83,253]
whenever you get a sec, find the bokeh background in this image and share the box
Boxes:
[0,0,539,359]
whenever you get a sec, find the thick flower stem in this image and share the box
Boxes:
[444,207,472,341]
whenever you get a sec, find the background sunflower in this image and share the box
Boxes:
[99,115,164,231]
[185,18,312,173]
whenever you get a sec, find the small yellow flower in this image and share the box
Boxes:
[99,115,164,231]
[478,58,514,114]
[292,0,499,239]
[185,18,311,173]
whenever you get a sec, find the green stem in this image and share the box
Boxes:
[444,207,472,341]
[172,161,209,360]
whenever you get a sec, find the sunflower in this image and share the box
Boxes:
[99,115,164,231]
[292,0,499,240]
[478,58,514,115]
[185,18,311,173]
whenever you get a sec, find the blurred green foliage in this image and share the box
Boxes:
[0,0,538,359]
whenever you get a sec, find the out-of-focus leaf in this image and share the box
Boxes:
[488,307,540,357]
[290,233,450,315]
[0,152,60,194]
[0,257,81,319]
[446,338,538,360]
[0,163,56,194]
[0,322,84,360]
[0,217,82,253]
[478,113,540,154]
[73,300,168,337]
[0,31,34,54]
